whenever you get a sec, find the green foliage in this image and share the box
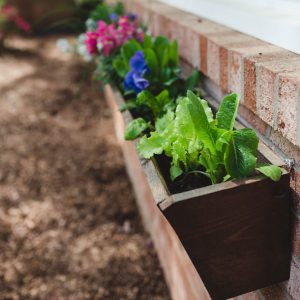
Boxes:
[138,91,282,184]
[124,118,150,140]
[256,164,282,182]
[94,54,118,87]
[113,35,199,98]
[89,2,124,23]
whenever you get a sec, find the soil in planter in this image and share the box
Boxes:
[0,35,170,300]
[154,155,212,194]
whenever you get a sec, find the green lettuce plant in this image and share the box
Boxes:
[137,91,282,184]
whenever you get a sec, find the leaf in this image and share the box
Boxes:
[137,132,165,158]
[168,40,179,67]
[113,58,128,78]
[256,165,282,182]
[187,91,216,154]
[170,165,183,181]
[124,118,149,140]
[224,128,259,179]
[185,70,200,91]
[121,40,142,67]
[172,138,188,168]
[153,36,169,67]
[119,100,137,112]
[164,76,179,87]
[223,174,231,182]
[200,99,214,123]
[156,90,170,108]
[143,35,153,49]
[216,93,239,131]
[215,130,231,152]
[143,48,159,76]
[113,2,125,15]
[137,91,160,117]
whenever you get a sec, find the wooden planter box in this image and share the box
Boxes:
[104,85,291,300]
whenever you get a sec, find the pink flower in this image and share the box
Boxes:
[1,4,31,32]
[1,4,18,18]
[84,15,144,57]
[14,16,31,32]
[85,32,98,55]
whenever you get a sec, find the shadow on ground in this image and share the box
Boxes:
[0,36,170,300]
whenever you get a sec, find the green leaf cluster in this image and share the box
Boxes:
[138,91,282,183]
[89,2,124,23]
[113,35,199,98]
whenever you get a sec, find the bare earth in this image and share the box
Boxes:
[0,36,170,300]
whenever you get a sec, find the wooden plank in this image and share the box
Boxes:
[163,172,291,299]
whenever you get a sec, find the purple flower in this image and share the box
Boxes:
[125,71,149,94]
[129,50,149,75]
[124,50,150,94]
[110,13,119,22]
[127,13,137,22]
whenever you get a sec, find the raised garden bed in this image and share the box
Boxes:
[104,84,291,300]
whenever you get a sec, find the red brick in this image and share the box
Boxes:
[209,33,262,94]
[200,36,208,75]
[228,45,283,104]
[269,128,300,165]
[187,29,200,69]
[256,66,277,126]
[238,104,269,136]
[244,58,258,112]
[207,40,220,85]
[159,15,172,40]
[277,71,300,145]
[255,59,300,128]
[220,46,229,92]
[205,32,263,106]
[243,51,299,114]
[288,258,300,300]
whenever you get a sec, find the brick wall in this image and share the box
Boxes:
[122,1,300,299]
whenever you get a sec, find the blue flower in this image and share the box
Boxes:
[125,71,149,94]
[124,51,150,94]
[110,13,119,22]
[129,51,149,75]
[127,13,137,22]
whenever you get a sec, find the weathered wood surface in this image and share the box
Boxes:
[164,173,290,299]
[104,84,291,300]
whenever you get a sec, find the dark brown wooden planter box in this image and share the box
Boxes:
[104,84,291,300]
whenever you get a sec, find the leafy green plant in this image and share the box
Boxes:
[114,35,199,141]
[89,1,124,24]
[113,35,199,98]
[137,91,282,184]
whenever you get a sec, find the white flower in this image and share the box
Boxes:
[56,38,71,53]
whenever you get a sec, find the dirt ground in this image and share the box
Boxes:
[0,36,170,300]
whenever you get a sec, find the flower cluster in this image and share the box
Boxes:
[125,51,149,94]
[85,15,144,56]
[0,4,31,32]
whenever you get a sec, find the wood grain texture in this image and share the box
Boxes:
[163,173,291,299]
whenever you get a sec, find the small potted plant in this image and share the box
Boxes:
[104,86,290,300]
